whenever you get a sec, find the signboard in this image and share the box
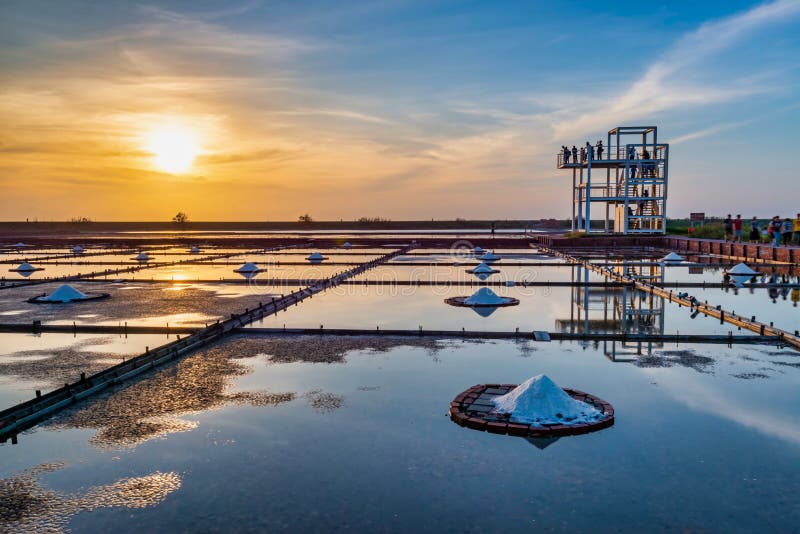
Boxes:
[690,212,705,222]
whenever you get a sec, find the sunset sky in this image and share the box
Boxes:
[1,0,799,221]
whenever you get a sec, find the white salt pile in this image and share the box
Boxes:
[134,251,149,261]
[492,374,601,426]
[727,263,758,276]
[234,262,261,273]
[189,246,201,254]
[471,263,496,274]
[72,245,84,254]
[40,284,90,303]
[479,251,500,262]
[464,287,507,306]
[726,262,759,286]
[660,252,684,263]
[13,242,27,248]
[474,246,484,254]
[343,242,352,249]
[13,261,37,272]
[307,252,325,262]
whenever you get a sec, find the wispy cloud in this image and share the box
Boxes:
[1,1,799,219]
[274,108,391,124]
[669,121,749,145]
[552,0,800,139]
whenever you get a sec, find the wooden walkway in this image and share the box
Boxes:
[0,322,781,346]
[21,277,797,289]
[540,246,800,350]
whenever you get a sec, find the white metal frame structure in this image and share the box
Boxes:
[557,126,669,235]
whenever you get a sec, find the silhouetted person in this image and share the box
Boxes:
[571,145,578,163]
[749,217,760,243]
[597,140,603,160]
[783,218,793,245]
[724,214,733,241]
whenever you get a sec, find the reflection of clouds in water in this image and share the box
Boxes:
[0,462,180,532]
[640,363,800,446]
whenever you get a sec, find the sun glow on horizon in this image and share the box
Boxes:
[145,124,200,174]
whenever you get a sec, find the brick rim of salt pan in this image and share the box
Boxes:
[449,384,614,437]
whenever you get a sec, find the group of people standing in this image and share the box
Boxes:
[561,142,657,177]
[561,141,604,164]
[725,214,800,246]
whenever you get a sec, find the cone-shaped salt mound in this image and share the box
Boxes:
[660,252,684,262]
[492,374,601,426]
[307,252,325,261]
[474,246,484,254]
[234,262,261,273]
[189,246,201,254]
[72,245,84,254]
[343,242,352,249]
[13,261,37,272]
[464,287,508,306]
[727,263,758,276]
[479,251,500,262]
[40,284,90,303]
[134,252,149,261]
[471,263,496,274]
[14,242,26,248]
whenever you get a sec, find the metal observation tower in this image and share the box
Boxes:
[557,126,669,234]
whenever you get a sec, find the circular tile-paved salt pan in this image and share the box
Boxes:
[449,384,614,437]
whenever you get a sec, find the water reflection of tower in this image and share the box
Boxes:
[555,263,621,334]
[604,260,665,361]
[554,261,665,360]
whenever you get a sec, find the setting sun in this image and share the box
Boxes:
[145,125,200,174]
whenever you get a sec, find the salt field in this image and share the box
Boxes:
[1,236,799,531]
[4,0,800,529]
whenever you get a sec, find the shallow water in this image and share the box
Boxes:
[1,336,799,532]
[0,333,170,405]
[243,284,754,336]
[1,242,799,531]
[352,263,608,283]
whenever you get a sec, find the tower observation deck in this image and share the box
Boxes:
[557,126,669,235]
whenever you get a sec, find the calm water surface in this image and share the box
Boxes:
[1,337,799,532]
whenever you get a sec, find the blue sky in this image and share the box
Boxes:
[0,0,798,220]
